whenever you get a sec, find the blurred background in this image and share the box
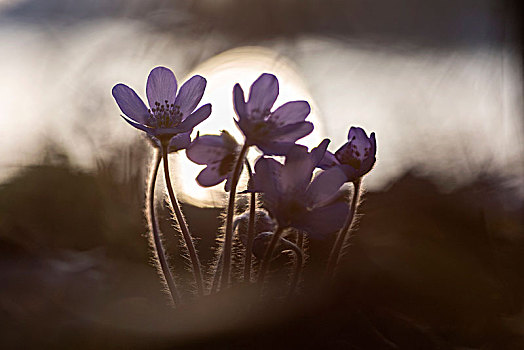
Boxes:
[0,0,523,348]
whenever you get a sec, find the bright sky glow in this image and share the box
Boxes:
[171,46,326,207]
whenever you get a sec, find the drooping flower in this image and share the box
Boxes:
[112,66,211,145]
[251,139,349,239]
[234,210,298,259]
[233,73,314,156]
[186,130,241,191]
[319,127,376,182]
[234,209,276,246]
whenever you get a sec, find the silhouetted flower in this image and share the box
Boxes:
[233,73,313,155]
[319,127,376,182]
[251,140,348,239]
[112,66,211,145]
[186,130,240,191]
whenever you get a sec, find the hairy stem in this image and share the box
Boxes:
[218,142,249,290]
[147,150,180,305]
[288,233,304,298]
[210,251,223,294]
[243,159,256,283]
[161,144,204,296]
[326,178,362,280]
[257,226,285,291]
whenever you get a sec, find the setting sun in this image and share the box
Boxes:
[170,46,326,207]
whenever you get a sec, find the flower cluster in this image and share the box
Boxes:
[112,66,377,304]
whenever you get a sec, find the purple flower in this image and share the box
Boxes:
[186,130,241,191]
[112,66,211,145]
[251,139,349,239]
[233,73,314,156]
[319,127,376,182]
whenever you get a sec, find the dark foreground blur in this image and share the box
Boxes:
[0,143,523,349]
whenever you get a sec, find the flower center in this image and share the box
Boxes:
[248,110,279,138]
[251,121,270,135]
[147,100,183,129]
[280,199,308,226]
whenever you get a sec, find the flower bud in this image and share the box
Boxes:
[234,208,276,246]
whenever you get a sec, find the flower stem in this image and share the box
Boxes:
[243,159,256,283]
[287,234,304,299]
[147,150,180,305]
[326,178,362,280]
[210,252,223,294]
[257,225,285,290]
[218,142,249,290]
[161,144,204,296]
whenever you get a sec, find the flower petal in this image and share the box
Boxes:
[253,157,282,190]
[196,165,228,187]
[297,201,348,240]
[174,75,206,118]
[223,162,243,192]
[119,114,154,135]
[247,73,278,116]
[370,132,376,152]
[269,101,311,126]
[177,103,212,133]
[348,126,368,141]
[253,122,314,156]
[359,157,376,178]
[146,66,177,107]
[186,134,230,165]
[112,84,149,124]
[305,167,347,208]
[233,83,247,120]
[168,132,191,152]
[310,138,330,166]
[280,145,314,194]
[357,131,376,176]
[347,127,373,160]
[318,151,341,170]
[256,141,297,156]
[224,175,233,192]
[252,157,283,206]
[278,139,330,194]
[271,122,314,142]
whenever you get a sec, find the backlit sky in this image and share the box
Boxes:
[0,0,522,206]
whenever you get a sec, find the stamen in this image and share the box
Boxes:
[147,100,184,129]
